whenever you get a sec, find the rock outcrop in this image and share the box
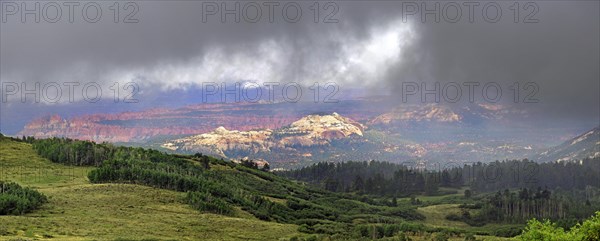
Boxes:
[368,104,461,125]
[277,112,365,146]
[162,113,366,156]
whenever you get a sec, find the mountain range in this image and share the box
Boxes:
[162,112,365,159]
[536,126,600,163]
[15,100,598,168]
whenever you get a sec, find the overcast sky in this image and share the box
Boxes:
[1,1,598,132]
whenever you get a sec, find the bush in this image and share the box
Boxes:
[446,213,461,221]
[186,191,233,215]
[577,211,600,241]
[519,219,571,240]
[519,211,600,241]
[0,181,47,215]
[432,232,449,241]
[458,203,482,209]
[494,226,522,237]
[464,233,477,241]
[445,211,486,227]
[398,231,412,241]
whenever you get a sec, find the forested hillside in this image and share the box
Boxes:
[280,159,600,195]
[279,159,600,228]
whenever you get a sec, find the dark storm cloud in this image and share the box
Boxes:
[0,1,598,121]
[382,1,599,120]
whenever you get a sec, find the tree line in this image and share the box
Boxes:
[280,159,600,224]
[279,161,444,196]
[278,158,600,196]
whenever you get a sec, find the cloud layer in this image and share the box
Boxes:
[1,1,598,123]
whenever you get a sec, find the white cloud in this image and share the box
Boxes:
[117,19,416,91]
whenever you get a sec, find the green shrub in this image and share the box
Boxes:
[577,211,600,241]
[186,191,233,215]
[432,232,449,241]
[494,226,522,237]
[398,231,412,241]
[519,219,572,240]
[519,212,600,241]
[0,181,47,215]
[464,233,477,241]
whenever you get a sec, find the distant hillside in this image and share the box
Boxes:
[537,126,600,162]
[160,111,543,168]
[17,101,378,143]
[160,113,384,168]
[18,101,593,168]
[368,104,462,125]
[163,112,365,154]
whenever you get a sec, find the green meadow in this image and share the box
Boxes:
[0,138,301,240]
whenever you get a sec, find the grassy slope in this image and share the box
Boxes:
[416,204,517,240]
[0,138,301,240]
[394,189,519,240]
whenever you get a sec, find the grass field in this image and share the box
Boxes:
[415,204,522,241]
[417,204,471,229]
[0,139,302,240]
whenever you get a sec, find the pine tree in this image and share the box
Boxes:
[464,189,472,198]
[352,175,364,192]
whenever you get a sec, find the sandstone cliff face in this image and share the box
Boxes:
[18,103,304,142]
[277,112,365,146]
[368,104,461,125]
[162,113,366,155]
[163,127,275,157]
[18,102,375,142]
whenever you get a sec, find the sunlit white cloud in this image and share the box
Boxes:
[112,19,416,92]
